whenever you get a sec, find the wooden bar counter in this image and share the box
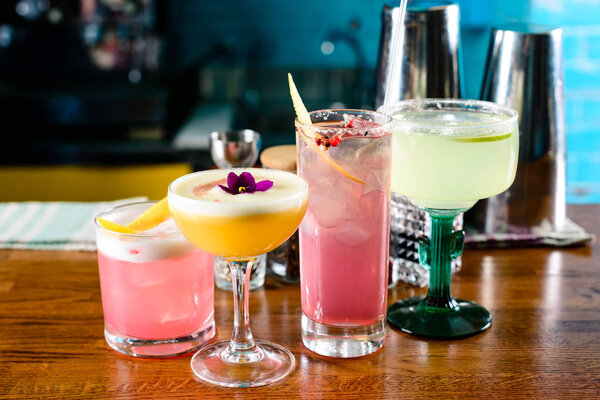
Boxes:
[1,205,599,399]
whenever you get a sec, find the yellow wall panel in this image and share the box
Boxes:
[0,164,192,201]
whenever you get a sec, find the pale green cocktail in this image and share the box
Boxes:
[383,99,519,339]
[391,109,518,210]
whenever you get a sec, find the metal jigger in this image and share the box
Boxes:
[375,1,463,287]
[210,130,261,170]
[468,24,567,233]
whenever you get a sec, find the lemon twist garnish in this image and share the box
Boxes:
[288,73,366,185]
[125,197,170,231]
[98,197,171,234]
[97,218,139,234]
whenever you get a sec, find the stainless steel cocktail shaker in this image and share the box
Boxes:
[469,24,567,234]
[375,1,463,287]
[375,1,462,106]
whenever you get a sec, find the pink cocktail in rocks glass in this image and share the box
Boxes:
[296,110,392,358]
[95,201,214,357]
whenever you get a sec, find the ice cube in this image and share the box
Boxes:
[361,170,387,193]
[334,217,377,247]
[300,212,318,239]
[334,190,386,246]
[310,193,355,228]
[306,166,360,228]
[343,114,380,129]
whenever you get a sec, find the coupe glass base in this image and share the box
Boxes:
[301,314,385,358]
[104,321,215,357]
[386,296,491,339]
[190,340,295,388]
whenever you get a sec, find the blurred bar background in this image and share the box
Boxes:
[0,0,597,202]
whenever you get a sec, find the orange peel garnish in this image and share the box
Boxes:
[288,73,366,185]
[97,218,139,234]
[126,197,170,231]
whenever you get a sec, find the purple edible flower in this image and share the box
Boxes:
[218,171,273,195]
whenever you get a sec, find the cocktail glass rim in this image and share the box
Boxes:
[168,168,308,219]
[295,108,393,133]
[210,129,260,144]
[380,98,518,134]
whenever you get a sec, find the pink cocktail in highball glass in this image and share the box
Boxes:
[296,109,392,358]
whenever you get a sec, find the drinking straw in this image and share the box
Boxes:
[381,0,408,116]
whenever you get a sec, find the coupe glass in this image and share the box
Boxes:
[383,99,519,339]
[168,168,308,387]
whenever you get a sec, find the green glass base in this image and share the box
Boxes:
[387,296,491,339]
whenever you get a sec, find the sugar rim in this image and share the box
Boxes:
[294,109,393,136]
[379,98,518,136]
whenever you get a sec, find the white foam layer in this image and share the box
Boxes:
[96,218,198,263]
[168,168,308,217]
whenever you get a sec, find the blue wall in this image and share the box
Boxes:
[168,0,386,70]
[175,0,600,203]
[526,0,600,203]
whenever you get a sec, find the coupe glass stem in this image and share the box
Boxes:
[420,212,464,310]
[225,258,262,363]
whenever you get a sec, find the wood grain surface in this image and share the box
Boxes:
[1,205,599,399]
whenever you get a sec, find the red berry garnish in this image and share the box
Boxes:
[329,135,341,147]
[315,137,322,146]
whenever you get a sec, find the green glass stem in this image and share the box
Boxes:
[419,212,464,311]
[387,208,491,339]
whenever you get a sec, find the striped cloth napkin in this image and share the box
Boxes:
[0,198,146,251]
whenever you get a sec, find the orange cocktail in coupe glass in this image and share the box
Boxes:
[168,168,308,388]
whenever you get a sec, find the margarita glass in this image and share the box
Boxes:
[168,168,308,387]
[95,201,215,357]
[384,99,518,339]
[296,109,392,357]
